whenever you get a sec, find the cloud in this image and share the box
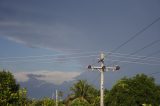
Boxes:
[0,20,89,51]
[13,71,30,82]
[13,70,81,85]
[6,36,27,45]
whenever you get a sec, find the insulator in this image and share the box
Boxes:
[102,66,106,70]
[88,65,92,69]
[115,65,120,70]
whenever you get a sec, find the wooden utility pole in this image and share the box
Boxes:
[88,52,120,106]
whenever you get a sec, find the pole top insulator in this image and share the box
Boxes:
[115,65,120,70]
[88,65,92,69]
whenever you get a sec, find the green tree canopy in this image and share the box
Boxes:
[70,97,91,106]
[66,80,99,106]
[0,70,20,105]
[0,70,28,105]
[105,74,160,106]
[30,97,55,106]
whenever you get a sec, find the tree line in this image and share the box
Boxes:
[0,70,160,106]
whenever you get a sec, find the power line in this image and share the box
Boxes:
[129,49,160,63]
[109,49,160,67]
[148,71,160,76]
[0,51,110,60]
[110,54,160,63]
[1,50,160,71]
[1,49,160,63]
[111,16,160,53]
[1,51,160,65]
[140,49,160,60]
[109,39,160,66]
[0,51,99,60]
[130,39,160,55]
[108,39,160,63]
[0,54,98,63]
[107,16,160,67]
[107,52,160,60]
[109,59,160,66]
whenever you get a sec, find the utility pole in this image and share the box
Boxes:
[56,90,58,106]
[88,52,120,106]
[100,53,105,106]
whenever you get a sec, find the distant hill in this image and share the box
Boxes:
[18,71,131,99]
[19,74,73,99]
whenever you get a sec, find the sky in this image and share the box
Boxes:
[0,0,160,86]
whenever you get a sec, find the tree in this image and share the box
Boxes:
[29,97,55,106]
[66,80,99,106]
[0,70,29,105]
[105,74,160,106]
[18,88,28,105]
[0,70,20,105]
[70,97,91,106]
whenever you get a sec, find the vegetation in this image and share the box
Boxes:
[0,70,160,106]
[0,70,27,105]
[65,80,99,106]
[105,74,160,106]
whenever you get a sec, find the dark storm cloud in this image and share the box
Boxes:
[1,0,160,52]
[1,0,160,67]
[0,20,87,50]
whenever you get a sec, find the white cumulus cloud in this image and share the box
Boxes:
[13,70,81,85]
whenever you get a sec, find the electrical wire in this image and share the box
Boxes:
[2,48,160,64]
[0,51,99,60]
[109,54,160,63]
[108,59,160,66]
[106,52,160,60]
[107,16,160,66]
[109,39,160,66]
[140,49,160,60]
[110,16,160,53]
[109,49,160,67]
[129,39,160,55]
[0,54,98,63]
[2,53,160,66]
[2,48,160,61]
[1,50,160,63]
[108,48,160,63]
[148,71,160,76]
